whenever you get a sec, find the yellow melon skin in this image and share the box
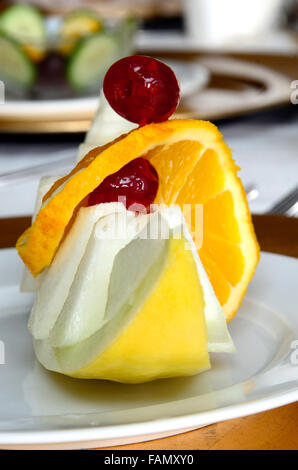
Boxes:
[67,239,210,383]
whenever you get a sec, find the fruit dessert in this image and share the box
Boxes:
[17,56,259,383]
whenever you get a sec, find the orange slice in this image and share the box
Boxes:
[16,119,259,320]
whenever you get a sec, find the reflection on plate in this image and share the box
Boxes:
[0,250,297,449]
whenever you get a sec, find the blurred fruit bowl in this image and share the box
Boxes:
[0,3,137,99]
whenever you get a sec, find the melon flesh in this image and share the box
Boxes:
[33,206,234,383]
[48,211,165,348]
[35,237,210,383]
[28,203,126,340]
[70,238,211,382]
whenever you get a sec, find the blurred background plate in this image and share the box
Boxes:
[0,60,209,122]
[176,55,292,120]
[0,55,291,133]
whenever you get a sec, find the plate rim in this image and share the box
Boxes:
[0,387,297,446]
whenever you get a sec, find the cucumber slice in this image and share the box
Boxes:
[67,33,119,90]
[0,33,36,87]
[0,3,45,44]
[61,9,103,39]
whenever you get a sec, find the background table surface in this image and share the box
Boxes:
[1,214,297,450]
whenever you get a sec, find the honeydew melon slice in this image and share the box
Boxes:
[102,221,169,327]
[33,238,169,377]
[33,206,234,383]
[35,236,211,383]
[28,202,126,340]
[48,210,159,348]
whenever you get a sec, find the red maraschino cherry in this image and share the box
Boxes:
[87,157,159,213]
[103,55,180,126]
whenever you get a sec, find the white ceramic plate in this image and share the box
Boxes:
[0,249,297,449]
[0,61,209,121]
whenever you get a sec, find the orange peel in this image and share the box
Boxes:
[16,119,260,319]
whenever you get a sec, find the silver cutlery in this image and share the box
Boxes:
[0,150,75,189]
[268,186,298,217]
[245,184,259,202]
